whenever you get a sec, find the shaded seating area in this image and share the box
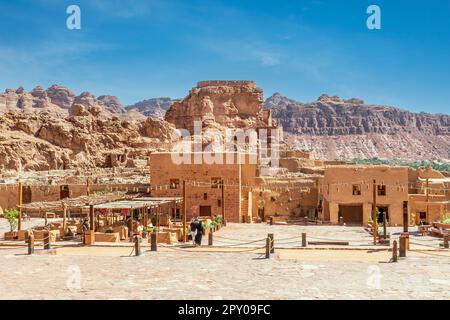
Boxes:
[12,194,183,244]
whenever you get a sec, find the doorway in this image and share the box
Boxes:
[200,206,212,217]
[338,204,363,225]
[60,185,70,200]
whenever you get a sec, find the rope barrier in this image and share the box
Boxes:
[409,241,441,249]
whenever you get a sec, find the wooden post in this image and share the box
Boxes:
[403,201,409,233]
[399,235,406,257]
[269,216,273,226]
[302,233,307,247]
[134,235,141,256]
[18,180,23,231]
[383,211,387,240]
[89,205,95,231]
[372,179,378,245]
[425,178,429,224]
[268,233,274,253]
[443,235,449,249]
[208,230,213,246]
[151,232,157,251]
[265,237,270,259]
[183,180,187,242]
[86,177,91,196]
[304,216,308,226]
[392,240,398,262]
[28,232,35,255]
[62,204,67,237]
[43,230,50,250]
[130,208,135,241]
[221,179,226,223]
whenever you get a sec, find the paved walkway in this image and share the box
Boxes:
[0,222,449,299]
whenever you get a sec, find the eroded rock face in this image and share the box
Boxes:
[0,111,176,171]
[165,81,275,133]
[141,117,176,141]
[266,93,450,160]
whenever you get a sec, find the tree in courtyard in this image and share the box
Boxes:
[4,208,20,232]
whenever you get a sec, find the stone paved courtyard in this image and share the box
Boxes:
[1,221,449,300]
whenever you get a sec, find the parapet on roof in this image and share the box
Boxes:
[196,80,256,88]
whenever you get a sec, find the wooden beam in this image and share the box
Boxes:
[308,241,349,246]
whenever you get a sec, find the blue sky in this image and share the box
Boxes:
[0,0,449,113]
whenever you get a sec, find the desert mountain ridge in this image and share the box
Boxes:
[1,83,449,169]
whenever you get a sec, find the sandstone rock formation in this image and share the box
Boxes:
[265,93,450,160]
[165,81,276,133]
[0,85,127,119]
[0,110,176,172]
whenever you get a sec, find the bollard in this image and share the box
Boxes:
[208,231,213,246]
[268,233,274,253]
[265,237,270,259]
[339,216,344,226]
[150,232,157,252]
[28,233,35,255]
[401,232,410,251]
[302,233,307,247]
[134,235,141,256]
[392,240,398,262]
[43,230,51,250]
[444,235,449,249]
[304,216,308,226]
[399,235,406,258]
[269,217,273,226]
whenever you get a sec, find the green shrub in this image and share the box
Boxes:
[4,208,20,232]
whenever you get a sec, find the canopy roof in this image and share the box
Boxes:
[86,197,182,210]
[21,191,130,211]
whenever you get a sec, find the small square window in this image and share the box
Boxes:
[203,193,208,200]
[352,184,361,196]
[218,199,222,207]
[377,185,386,196]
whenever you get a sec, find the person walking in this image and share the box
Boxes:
[189,218,197,245]
[81,218,90,244]
[194,217,204,246]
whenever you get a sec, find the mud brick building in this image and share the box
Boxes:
[149,152,258,223]
[321,165,409,225]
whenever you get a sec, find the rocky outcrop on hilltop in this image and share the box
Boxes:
[126,97,173,119]
[265,93,450,160]
[165,81,276,133]
[0,85,128,119]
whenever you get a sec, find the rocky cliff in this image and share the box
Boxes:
[265,93,450,160]
[0,110,175,171]
[165,81,276,133]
